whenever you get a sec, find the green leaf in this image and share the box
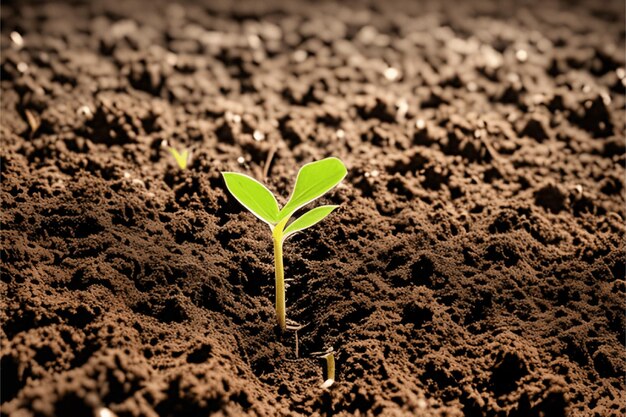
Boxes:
[283,205,338,239]
[222,172,280,226]
[278,158,347,221]
[168,147,189,170]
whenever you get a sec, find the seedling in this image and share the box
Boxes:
[314,348,336,389]
[162,140,191,170]
[222,157,347,331]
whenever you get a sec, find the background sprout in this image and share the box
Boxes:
[222,157,347,331]
[162,140,191,170]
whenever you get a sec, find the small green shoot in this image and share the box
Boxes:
[163,140,191,170]
[222,157,347,331]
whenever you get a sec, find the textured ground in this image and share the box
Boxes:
[1,0,625,416]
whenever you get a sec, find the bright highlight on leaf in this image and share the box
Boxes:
[283,205,338,239]
[279,157,347,221]
[222,172,280,225]
[221,157,347,331]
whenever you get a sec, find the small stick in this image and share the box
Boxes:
[295,329,299,358]
[286,320,304,359]
[263,145,277,181]
[286,320,304,331]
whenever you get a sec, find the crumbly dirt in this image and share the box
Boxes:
[1,0,625,416]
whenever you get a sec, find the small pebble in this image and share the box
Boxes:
[123,172,131,179]
[10,31,23,48]
[237,156,245,164]
[415,119,425,130]
[77,105,93,117]
[16,62,28,73]
[515,49,528,62]
[293,50,307,63]
[253,130,265,141]
[384,67,399,81]
[226,112,241,124]
[336,129,345,139]
[97,408,117,417]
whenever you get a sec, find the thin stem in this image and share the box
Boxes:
[326,353,335,381]
[272,217,289,332]
[319,351,335,388]
[273,234,286,331]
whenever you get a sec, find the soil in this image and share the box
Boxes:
[1,0,625,416]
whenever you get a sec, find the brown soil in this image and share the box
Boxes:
[1,0,625,416]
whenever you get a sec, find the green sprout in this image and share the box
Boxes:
[222,157,347,331]
[163,140,191,170]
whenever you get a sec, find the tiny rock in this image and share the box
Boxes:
[293,50,307,63]
[10,31,24,48]
[97,408,118,417]
[253,130,265,141]
[384,67,399,81]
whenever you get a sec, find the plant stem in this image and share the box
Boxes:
[272,219,288,332]
[326,353,335,381]
[273,235,285,331]
[319,351,335,388]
